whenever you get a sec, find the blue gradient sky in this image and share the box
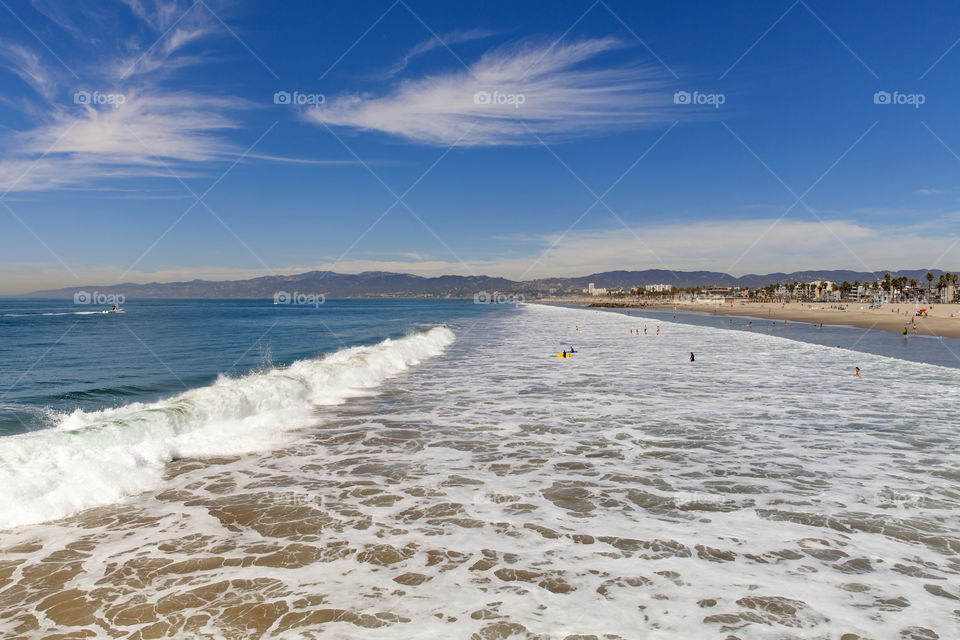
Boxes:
[1,0,959,293]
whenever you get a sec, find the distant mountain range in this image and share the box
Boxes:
[15,268,954,299]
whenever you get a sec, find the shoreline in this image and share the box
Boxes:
[539,298,960,340]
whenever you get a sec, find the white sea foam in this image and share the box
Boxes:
[1,306,958,639]
[0,326,454,529]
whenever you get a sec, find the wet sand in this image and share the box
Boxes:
[651,301,960,339]
[2,305,958,639]
[550,298,960,339]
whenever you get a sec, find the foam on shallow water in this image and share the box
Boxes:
[0,306,957,639]
[0,326,454,529]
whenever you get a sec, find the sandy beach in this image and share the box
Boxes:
[655,301,960,340]
[548,297,960,340]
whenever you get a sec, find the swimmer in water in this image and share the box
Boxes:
[644,326,647,335]
[690,352,695,362]
[656,326,660,335]
[855,366,861,378]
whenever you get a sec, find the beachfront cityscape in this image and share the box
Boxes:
[1,1,959,639]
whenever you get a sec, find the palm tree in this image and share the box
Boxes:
[926,272,934,301]
[935,274,948,301]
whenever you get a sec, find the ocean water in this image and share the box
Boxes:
[0,299,491,436]
[0,301,958,639]
[628,306,960,370]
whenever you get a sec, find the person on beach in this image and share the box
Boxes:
[690,352,695,362]
[855,367,861,378]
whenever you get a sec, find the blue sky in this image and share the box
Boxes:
[1,0,959,293]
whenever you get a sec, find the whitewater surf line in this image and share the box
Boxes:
[0,326,455,529]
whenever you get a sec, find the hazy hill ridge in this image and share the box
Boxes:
[17,269,951,299]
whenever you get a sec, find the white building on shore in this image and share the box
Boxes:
[645,283,673,293]
[583,282,608,296]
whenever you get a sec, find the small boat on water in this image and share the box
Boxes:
[101,304,124,314]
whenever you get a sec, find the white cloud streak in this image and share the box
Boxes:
[383,28,499,78]
[0,1,334,192]
[306,37,671,146]
[0,43,58,99]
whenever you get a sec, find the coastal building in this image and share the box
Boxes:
[582,282,608,296]
[941,283,957,304]
[645,283,674,293]
[701,286,733,296]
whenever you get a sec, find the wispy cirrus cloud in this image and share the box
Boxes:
[306,37,670,146]
[115,0,218,79]
[0,43,58,99]
[0,90,244,192]
[383,28,500,78]
[0,0,241,192]
[1,0,353,194]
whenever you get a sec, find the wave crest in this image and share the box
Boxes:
[0,326,455,529]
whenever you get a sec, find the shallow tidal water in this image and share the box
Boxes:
[0,303,958,639]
